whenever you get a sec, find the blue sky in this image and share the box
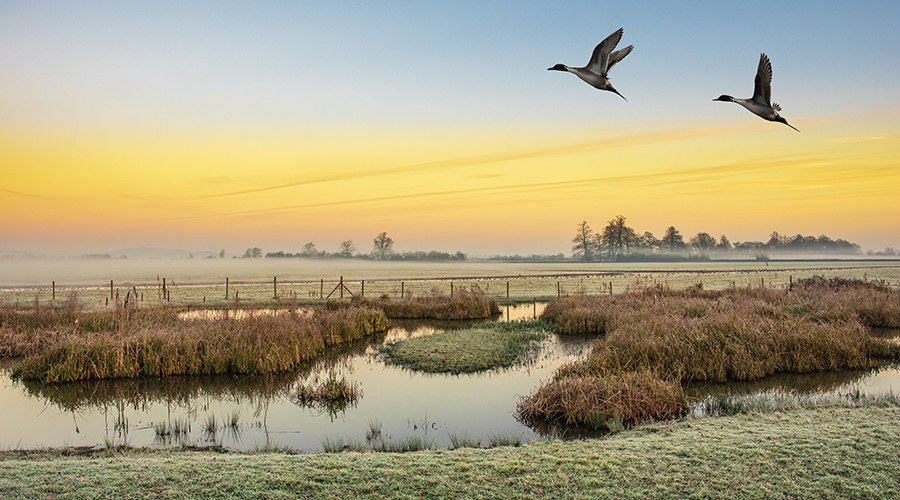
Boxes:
[2,1,899,255]
[4,1,898,128]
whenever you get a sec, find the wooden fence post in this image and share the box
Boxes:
[274,276,277,299]
[225,278,229,299]
[361,281,365,297]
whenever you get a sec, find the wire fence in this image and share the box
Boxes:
[2,266,896,310]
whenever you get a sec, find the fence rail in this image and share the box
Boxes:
[1,268,896,310]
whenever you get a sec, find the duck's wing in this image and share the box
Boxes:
[586,27,623,75]
[606,45,633,73]
[752,53,773,107]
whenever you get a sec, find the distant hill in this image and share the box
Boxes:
[110,247,219,259]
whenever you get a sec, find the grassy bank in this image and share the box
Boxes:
[7,305,389,383]
[521,280,900,428]
[1,406,898,499]
[380,321,548,373]
[349,288,501,320]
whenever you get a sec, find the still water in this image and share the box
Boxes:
[1,304,898,452]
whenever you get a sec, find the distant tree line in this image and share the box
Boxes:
[867,247,900,256]
[246,232,466,262]
[487,253,568,261]
[571,216,862,262]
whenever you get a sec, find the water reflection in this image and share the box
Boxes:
[2,320,898,452]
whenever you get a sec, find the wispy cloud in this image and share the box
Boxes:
[1,188,62,200]
[828,136,900,144]
[157,151,822,223]
[193,123,769,200]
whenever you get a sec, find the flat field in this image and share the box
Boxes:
[2,258,899,309]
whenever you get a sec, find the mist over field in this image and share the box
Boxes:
[1,253,898,291]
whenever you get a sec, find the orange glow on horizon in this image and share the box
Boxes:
[2,113,899,255]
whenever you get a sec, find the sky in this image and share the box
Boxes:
[1,1,899,257]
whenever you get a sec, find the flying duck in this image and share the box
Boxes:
[714,53,799,132]
[548,27,633,100]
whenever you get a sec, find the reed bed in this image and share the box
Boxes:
[520,280,900,428]
[517,371,685,430]
[10,305,388,383]
[348,287,501,320]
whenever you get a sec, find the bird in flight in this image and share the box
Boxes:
[714,53,799,132]
[548,27,633,100]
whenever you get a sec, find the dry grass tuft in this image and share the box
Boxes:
[10,306,388,383]
[520,281,900,428]
[517,371,684,429]
[348,287,501,320]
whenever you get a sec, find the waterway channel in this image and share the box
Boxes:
[1,303,897,452]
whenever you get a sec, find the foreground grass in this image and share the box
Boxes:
[380,321,548,373]
[1,406,898,499]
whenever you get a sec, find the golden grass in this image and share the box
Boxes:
[9,305,388,383]
[349,287,501,320]
[520,280,900,428]
[516,370,684,430]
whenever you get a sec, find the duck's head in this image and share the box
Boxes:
[774,115,801,132]
[606,83,627,101]
[713,95,734,102]
[548,64,567,71]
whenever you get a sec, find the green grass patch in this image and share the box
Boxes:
[1,406,898,499]
[380,321,548,374]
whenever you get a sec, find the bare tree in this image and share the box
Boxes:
[767,231,785,250]
[717,235,732,251]
[372,232,394,259]
[660,226,685,252]
[640,231,660,252]
[571,220,594,261]
[689,232,717,253]
[338,240,355,257]
[302,242,317,257]
[600,215,638,259]
[243,247,263,258]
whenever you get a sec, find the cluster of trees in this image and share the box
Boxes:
[572,216,862,261]
[245,232,466,261]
